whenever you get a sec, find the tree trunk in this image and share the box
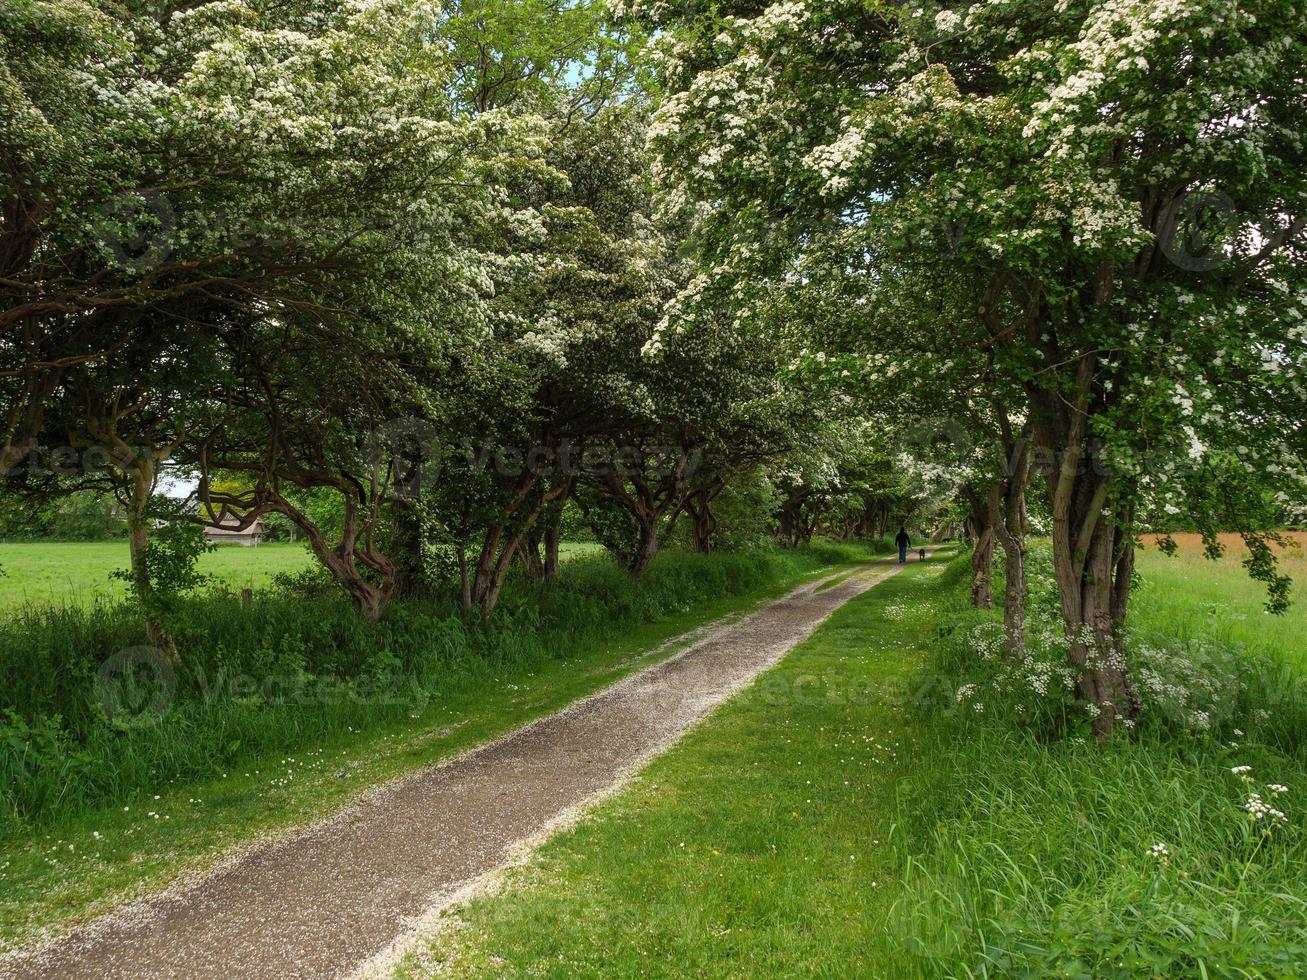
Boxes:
[992,436,1031,653]
[1032,357,1139,740]
[466,476,570,615]
[457,541,472,609]
[964,485,995,609]
[275,498,397,622]
[390,505,426,597]
[309,541,394,622]
[776,489,808,546]
[627,517,660,575]
[684,487,718,554]
[519,525,545,578]
[1057,506,1137,740]
[543,507,562,578]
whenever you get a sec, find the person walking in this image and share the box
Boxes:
[895,525,910,564]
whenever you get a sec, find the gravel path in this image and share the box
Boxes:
[3,557,918,979]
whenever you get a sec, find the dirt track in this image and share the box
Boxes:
[2,558,916,979]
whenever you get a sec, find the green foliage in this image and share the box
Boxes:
[573,487,646,567]
[110,501,212,625]
[705,473,779,550]
[0,490,127,542]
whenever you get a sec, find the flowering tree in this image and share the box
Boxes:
[3,0,543,617]
[634,0,1306,737]
[1,0,500,467]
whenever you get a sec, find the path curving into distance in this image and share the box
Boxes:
[3,554,929,980]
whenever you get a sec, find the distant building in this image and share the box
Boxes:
[204,516,266,547]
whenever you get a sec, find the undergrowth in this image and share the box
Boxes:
[0,541,874,828]
[894,548,1307,976]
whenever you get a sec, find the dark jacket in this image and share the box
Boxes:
[895,529,910,548]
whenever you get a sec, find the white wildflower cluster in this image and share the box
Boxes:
[949,619,1076,721]
[1230,766,1291,829]
[1132,633,1246,734]
[1148,841,1170,861]
[1244,791,1288,826]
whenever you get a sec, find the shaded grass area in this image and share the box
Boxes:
[0,541,869,952]
[398,548,1307,978]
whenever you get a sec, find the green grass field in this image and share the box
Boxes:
[395,547,1307,978]
[1134,534,1307,670]
[0,541,312,610]
[0,541,607,612]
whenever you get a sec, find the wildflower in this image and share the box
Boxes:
[1230,765,1252,775]
[1148,842,1170,860]
[1268,784,1289,795]
[1244,793,1288,824]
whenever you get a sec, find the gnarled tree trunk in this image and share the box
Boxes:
[542,504,563,578]
[683,482,722,554]
[963,484,995,609]
[992,417,1032,653]
[466,475,572,615]
[1032,356,1139,740]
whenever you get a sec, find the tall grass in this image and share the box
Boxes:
[889,545,1307,976]
[0,541,871,828]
